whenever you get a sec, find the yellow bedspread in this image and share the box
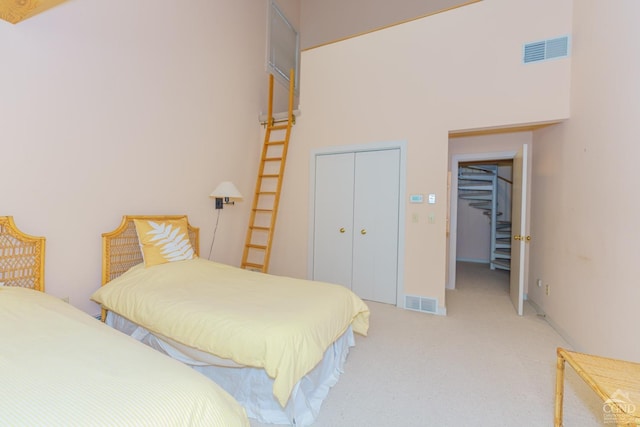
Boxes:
[92,258,370,406]
[0,286,248,427]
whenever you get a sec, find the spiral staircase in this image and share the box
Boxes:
[458,164,511,271]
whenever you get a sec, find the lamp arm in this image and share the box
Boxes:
[208,209,221,260]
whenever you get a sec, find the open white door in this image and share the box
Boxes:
[510,144,528,315]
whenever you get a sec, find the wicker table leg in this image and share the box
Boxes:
[555,349,566,427]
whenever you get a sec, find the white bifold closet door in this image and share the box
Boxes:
[312,148,400,305]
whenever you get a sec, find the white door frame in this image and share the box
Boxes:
[448,150,518,290]
[308,140,407,307]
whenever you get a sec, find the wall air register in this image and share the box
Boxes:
[523,35,570,64]
[404,295,438,314]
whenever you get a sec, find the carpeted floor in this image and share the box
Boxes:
[251,261,605,426]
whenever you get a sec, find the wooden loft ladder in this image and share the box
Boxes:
[241,70,295,272]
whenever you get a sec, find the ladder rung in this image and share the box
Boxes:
[264,157,283,162]
[243,262,264,269]
[260,174,279,178]
[258,191,276,196]
[246,244,267,250]
[250,226,269,231]
[270,124,288,130]
[254,208,274,213]
[266,141,285,145]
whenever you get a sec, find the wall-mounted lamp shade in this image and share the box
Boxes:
[210,181,243,209]
[210,181,243,199]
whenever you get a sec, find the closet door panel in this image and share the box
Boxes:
[312,153,355,288]
[352,149,400,304]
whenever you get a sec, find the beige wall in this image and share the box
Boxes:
[529,0,640,360]
[0,0,282,314]
[456,198,491,262]
[270,0,571,313]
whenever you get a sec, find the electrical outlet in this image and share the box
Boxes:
[545,284,550,296]
[537,279,543,288]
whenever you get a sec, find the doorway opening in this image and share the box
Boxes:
[448,150,518,289]
[448,144,529,315]
[457,159,513,272]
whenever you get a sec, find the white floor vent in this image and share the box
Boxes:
[404,295,438,314]
[523,35,570,64]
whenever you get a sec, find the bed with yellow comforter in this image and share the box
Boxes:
[0,286,248,427]
[94,214,370,425]
[92,258,370,425]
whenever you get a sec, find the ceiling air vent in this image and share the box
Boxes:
[405,295,438,314]
[523,36,570,64]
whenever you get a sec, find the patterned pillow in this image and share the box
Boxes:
[133,218,196,267]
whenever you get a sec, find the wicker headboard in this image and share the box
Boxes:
[0,216,45,292]
[102,215,200,285]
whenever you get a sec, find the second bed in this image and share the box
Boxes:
[92,215,370,426]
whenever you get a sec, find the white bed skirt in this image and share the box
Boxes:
[106,312,355,426]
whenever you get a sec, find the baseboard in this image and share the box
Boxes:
[527,298,579,351]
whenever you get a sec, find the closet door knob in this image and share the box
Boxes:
[339,227,345,233]
[360,229,367,235]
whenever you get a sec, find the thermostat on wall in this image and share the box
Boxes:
[409,194,424,203]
